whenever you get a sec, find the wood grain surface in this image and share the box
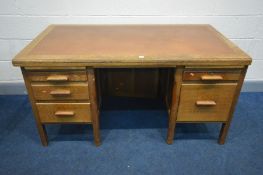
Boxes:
[36,103,92,123]
[176,83,237,122]
[31,82,90,101]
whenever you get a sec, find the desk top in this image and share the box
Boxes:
[12,25,251,67]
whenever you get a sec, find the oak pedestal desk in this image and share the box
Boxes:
[12,25,252,146]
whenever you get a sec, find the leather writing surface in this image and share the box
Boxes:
[31,25,236,57]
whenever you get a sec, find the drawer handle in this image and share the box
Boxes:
[50,90,71,96]
[201,75,223,80]
[47,75,69,81]
[196,100,216,106]
[55,111,75,117]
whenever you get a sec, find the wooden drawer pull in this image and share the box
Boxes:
[196,100,216,106]
[47,75,69,81]
[201,75,223,80]
[55,111,75,117]
[50,90,71,96]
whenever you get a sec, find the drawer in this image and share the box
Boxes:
[36,103,92,123]
[31,82,89,101]
[177,83,237,122]
[27,71,87,82]
[183,70,241,81]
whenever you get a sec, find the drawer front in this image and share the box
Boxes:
[36,103,92,123]
[31,83,89,101]
[27,71,87,82]
[177,83,237,122]
[183,70,241,81]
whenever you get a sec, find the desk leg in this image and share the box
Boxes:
[21,68,48,146]
[167,67,183,144]
[218,66,247,144]
[37,124,48,146]
[87,68,101,146]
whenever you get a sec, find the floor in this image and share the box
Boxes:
[0,93,262,175]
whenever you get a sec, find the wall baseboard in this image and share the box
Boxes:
[241,80,263,92]
[0,82,27,95]
[0,80,262,95]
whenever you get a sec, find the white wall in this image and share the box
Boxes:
[0,0,262,85]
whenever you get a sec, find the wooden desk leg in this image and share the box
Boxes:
[218,66,247,144]
[21,68,48,146]
[167,67,183,144]
[37,124,48,146]
[218,123,229,144]
[87,68,101,146]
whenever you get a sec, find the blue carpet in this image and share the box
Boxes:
[0,93,262,175]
